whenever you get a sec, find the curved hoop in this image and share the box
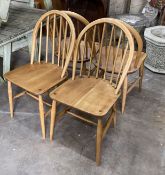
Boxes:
[30,10,76,73]
[62,11,89,27]
[121,21,143,68]
[68,18,134,94]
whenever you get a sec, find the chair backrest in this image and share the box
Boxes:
[30,10,76,71]
[122,22,143,68]
[62,18,134,95]
[62,11,90,62]
[62,11,90,37]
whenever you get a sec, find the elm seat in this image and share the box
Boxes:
[4,63,67,95]
[50,76,120,116]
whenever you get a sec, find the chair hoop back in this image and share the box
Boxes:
[61,11,90,62]
[30,10,76,74]
[121,22,143,68]
[63,18,134,94]
[62,11,90,31]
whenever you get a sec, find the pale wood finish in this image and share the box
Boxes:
[4,10,76,139]
[5,63,67,95]
[8,81,13,118]
[50,100,56,140]
[50,77,120,116]
[50,18,134,165]
[96,119,103,166]
[122,76,128,113]
[39,95,46,139]
[96,22,147,113]
[50,11,90,73]
[119,22,146,113]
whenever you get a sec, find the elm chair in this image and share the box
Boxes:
[98,22,147,113]
[4,10,75,139]
[49,18,134,165]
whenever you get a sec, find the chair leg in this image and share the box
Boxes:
[112,104,117,128]
[38,95,46,139]
[50,100,56,141]
[8,81,14,118]
[82,62,87,75]
[139,63,144,92]
[96,119,103,166]
[122,76,128,114]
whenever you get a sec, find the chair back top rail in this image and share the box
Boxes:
[122,21,143,68]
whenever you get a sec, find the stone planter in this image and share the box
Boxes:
[144,26,165,73]
[0,0,11,26]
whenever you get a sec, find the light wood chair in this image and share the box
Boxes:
[4,10,75,139]
[50,11,90,73]
[49,18,134,165]
[121,22,147,113]
[98,22,147,113]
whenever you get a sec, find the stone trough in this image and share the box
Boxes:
[144,26,165,74]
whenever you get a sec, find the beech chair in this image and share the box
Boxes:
[50,11,90,73]
[98,22,147,113]
[49,18,134,165]
[4,10,75,139]
[120,22,147,113]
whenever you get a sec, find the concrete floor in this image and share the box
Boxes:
[0,49,165,175]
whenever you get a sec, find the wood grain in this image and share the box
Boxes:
[50,76,120,116]
[4,63,67,95]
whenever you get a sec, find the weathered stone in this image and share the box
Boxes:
[0,0,11,25]
[145,26,165,73]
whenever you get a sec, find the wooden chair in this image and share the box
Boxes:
[4,10,75,139]
[120,22,147,113]
[62,11,89,38]
[97,22,147,113]
[49,18,134,165]
[49,11,90,73]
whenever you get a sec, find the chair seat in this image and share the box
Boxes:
[50,76,120,116]
[94,44,146,74]
[4,63,67,95]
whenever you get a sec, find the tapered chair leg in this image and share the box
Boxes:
[38,95,46,139]
[139,63,144,92]
[8,81,14,118]
[122,76,128,114]
[96,119,103,166]
[50,100,56,141]
[112,104,117,128]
